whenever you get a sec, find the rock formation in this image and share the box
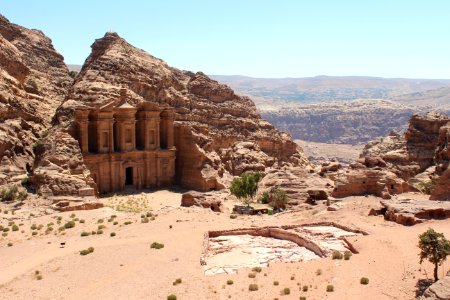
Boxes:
[332,112,450,200]
[420,271,450,300]
[0,15,71,186]
[32,32,309,196]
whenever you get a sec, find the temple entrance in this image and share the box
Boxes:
[125,167,133,186]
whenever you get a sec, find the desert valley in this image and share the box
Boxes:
[1,6,450,300]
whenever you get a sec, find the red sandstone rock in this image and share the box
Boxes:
[181,191,223,212]
[34,32,309,196]
[0,15,71,187]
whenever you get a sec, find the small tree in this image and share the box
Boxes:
[269,188,288,210]
[230,172,261,207]
[418,228,450,282]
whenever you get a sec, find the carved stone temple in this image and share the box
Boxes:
[74,99,176,195]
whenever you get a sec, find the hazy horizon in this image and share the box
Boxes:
[4,0,450,79]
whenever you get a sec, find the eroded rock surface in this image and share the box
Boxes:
[380,199,450,226]
[33,32,309,196]
[0,15,71,186]
[420,271,450,300]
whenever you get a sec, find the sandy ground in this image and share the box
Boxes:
[296,140,364,165]
[1,190,449,300]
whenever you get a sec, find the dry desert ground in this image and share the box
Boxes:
[0,190,449,300]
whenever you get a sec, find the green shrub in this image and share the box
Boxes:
[150,242,164,249]
[124,221,132,225]
[248,284,258,291]
[97,219,104,223]
[2,232,7,237]
[281,287,290,295]
[227,279,234,285]
[269,188,288,210]
[344,251,352,260]
[79,219,85,223]
[80,247,94,256]
[0,185,18,202]
[252,266,262,273]
[81,231,90,237]
[360,277,369,285]
[300,297,306,300]
[141,217,149,223]
[64,221,76,229]
[326,285,334,292]
[258,191,270,204]
[230,172,261,207]
[229,214,237,219]
[167,295,177,300]
[32,231,38,236]
[113,221,118,225]
[12,225,19,231]
[98,225,106,230]
[332,251,343,260]
[96,229,103,234]
[172,278,182,285]
[70,213,76,218]
[3,227,9,232]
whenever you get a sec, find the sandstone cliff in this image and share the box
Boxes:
[33,32,308,195]
[0,15,71,186]
[349,112,450,200]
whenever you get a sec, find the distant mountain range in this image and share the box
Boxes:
[210,75,450,105]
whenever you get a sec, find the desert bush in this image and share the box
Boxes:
[418,180,436,195]
[326,285,334,292]
[300,297,306,300]
[7,242,13,247]
[32,231,38,236]
[248,272,256,278]
[258,191,270,204]
[281,287,290,295]
[3,227,9,232]
[70,213,76,218]
[227,279,234,285]
[316,269,322,276]
[64,221,76,229]
[248,284,258,291]
[81,231,90,237]
[229,214,237,219]
[98,224,106,230]
[110,232,116,237]
[79,219,85,223]
[252,266,262,273]
[290,275,295,280]
[360,277,369,285]
[167,295,177,300]
[273,281,279,286]
[173,278,182,285]
[113,221,119,225]
[2,232,7,237]
[141,217,149,223]
[96,229,103,234]
[230,172,261,207]
[302,285,308,292]
[97,219,104,223]
[80,247,94,255]
[269,188,288,210]
[332,251,343,260]
[12,225,19,231]
[124,221,132,225]
[151,242,164,249]
[344,251,352,260]
[0,185,18,202]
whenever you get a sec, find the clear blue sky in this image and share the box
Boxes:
[2,0,450,78]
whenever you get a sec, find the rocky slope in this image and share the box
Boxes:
[33,32,308,196]
[260,99,419,144]
[0,15,71,187]
[356,112,450,200]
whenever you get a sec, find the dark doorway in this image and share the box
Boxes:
[125,167,133,185]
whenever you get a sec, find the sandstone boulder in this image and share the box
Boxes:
[420,271,450,300]
[181,191,223,212]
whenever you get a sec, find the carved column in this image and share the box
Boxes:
[75,110,90,154]
[166,110,175,149]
